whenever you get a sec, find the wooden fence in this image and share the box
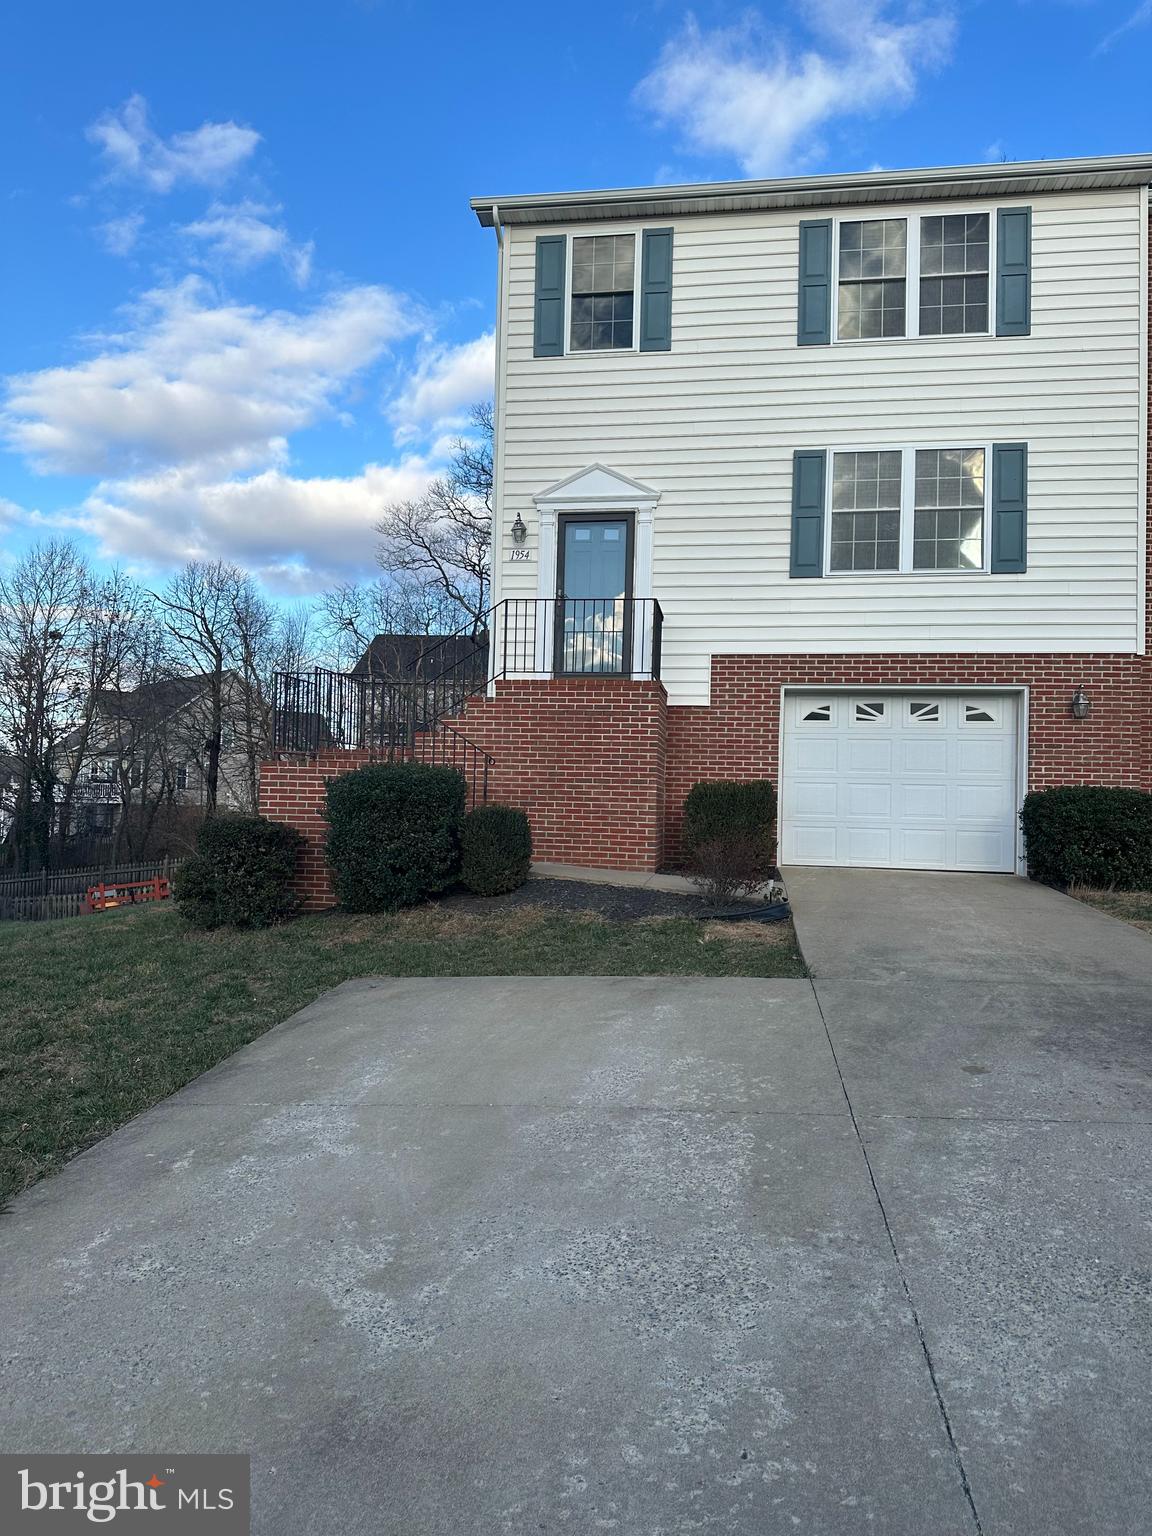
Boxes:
[0,858,182,923]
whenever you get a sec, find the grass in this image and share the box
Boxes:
[1068,887,1152,935]
[0,899,806,1204]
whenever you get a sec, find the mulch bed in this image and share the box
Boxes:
[437,877,707,921]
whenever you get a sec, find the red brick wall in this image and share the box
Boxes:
[445,679,668,871]
[259,681,669,908]
[259,749,374,910]
[663,653,1152,861]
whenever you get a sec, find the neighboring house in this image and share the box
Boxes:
[351,633,489,681]
[264,153,1152,900]
[56,672,261,846]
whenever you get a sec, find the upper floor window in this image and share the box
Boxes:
[570,234,635,352]
[828,446,987,574]
[919,215,989,335]
[837,220,907,340]
[835,212,994,341]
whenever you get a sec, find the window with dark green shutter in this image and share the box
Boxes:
[990,443,1027,571]
[639,228,673,351]
[791,450,827,577]
[996,208,1032,337]
[797,220,832,346]
[533,235,566,357]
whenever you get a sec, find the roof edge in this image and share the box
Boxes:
[471,153,1152,226]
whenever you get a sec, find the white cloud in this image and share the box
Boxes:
[635,2,955,176]
[1095,0,1152,52]
[181,200,314,285]
[97,212,146,255]
[389,331,495,442]
[2,277,416,477]
[87,94,260,193]
[79,458,438,593]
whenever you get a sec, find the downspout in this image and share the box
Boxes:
[488,203,506,694]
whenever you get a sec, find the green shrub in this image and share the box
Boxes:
[460,804,533,896]
[175,814,304,930]
[1021,786,1152,889]
[325,761,466,912]
[682,780,777,862]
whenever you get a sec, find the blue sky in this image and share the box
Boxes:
[1,0,1149,595]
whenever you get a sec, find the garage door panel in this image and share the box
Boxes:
[783,692,1019,874]
[793,780,839,817]
[900,739,949,773]
[845,827,892,864]
[898,829,950,866]
[955,829,1013,869]
[956,783,1015,821]
[846,740,893,773]
[788,825,840,862]
[958,738,1012,774]
[846,782,893,817]
[794,738,839,772]
[901,783,949,821]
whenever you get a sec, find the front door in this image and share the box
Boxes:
[555,514,634,675]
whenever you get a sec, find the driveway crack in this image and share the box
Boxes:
[808,979,986,1536]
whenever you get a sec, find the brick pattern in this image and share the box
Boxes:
[259,682,669,908]
[443,679,668,870]
[664,653,1152,860]
[258,749,374,910]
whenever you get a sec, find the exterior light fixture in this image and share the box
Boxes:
[511,512,527,544]
[1070,684,1092,720]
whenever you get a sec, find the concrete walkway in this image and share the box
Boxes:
[2,874,1151,1533]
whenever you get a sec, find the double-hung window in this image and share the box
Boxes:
[835,213,993,340]
[569,234,635,352]
[828,447,987,574]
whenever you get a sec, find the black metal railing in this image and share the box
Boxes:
[271,597,664,797]
[494,598,662,681]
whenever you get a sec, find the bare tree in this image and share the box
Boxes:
[316,574,468,671]
[156,561,252,815]
[0,542,146,870]
[374,402,492,632]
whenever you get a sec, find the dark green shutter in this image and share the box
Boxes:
[790,450,827,578]
[797,219,833,346]
[639,227,673,352]
[996,208,1031,337]
[990,443,1027,572]
[533,235,566,357]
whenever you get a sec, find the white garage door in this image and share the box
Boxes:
[781,693,1019,873]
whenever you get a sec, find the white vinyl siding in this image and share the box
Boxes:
[498,189,1145,704]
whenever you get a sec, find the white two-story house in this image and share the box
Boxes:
[446,154,1150,877]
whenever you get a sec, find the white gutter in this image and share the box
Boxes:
[471,151,1152,226]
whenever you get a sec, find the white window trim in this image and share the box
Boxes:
[563,228,642,357]
[822,442,992,578]
[832,204,998,345]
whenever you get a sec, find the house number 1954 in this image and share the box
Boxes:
[509,548,532,561]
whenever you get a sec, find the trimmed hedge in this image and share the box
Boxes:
[325,761,465,912]
[682,779,777,861]
[1021,786,1152,890]
[460,804,533,896]
[176,814,304,930]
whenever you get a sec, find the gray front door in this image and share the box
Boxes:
[556,515,634,675]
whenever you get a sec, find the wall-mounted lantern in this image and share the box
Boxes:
[510,512,527,545]
[1070,684,1092,720]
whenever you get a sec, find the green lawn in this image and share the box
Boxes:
[0,900,805,1204]
[1070,888,1152,935]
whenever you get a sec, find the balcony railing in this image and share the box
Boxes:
[494,597,662,681]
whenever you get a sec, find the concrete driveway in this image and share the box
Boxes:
[3,875,1151,1534]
